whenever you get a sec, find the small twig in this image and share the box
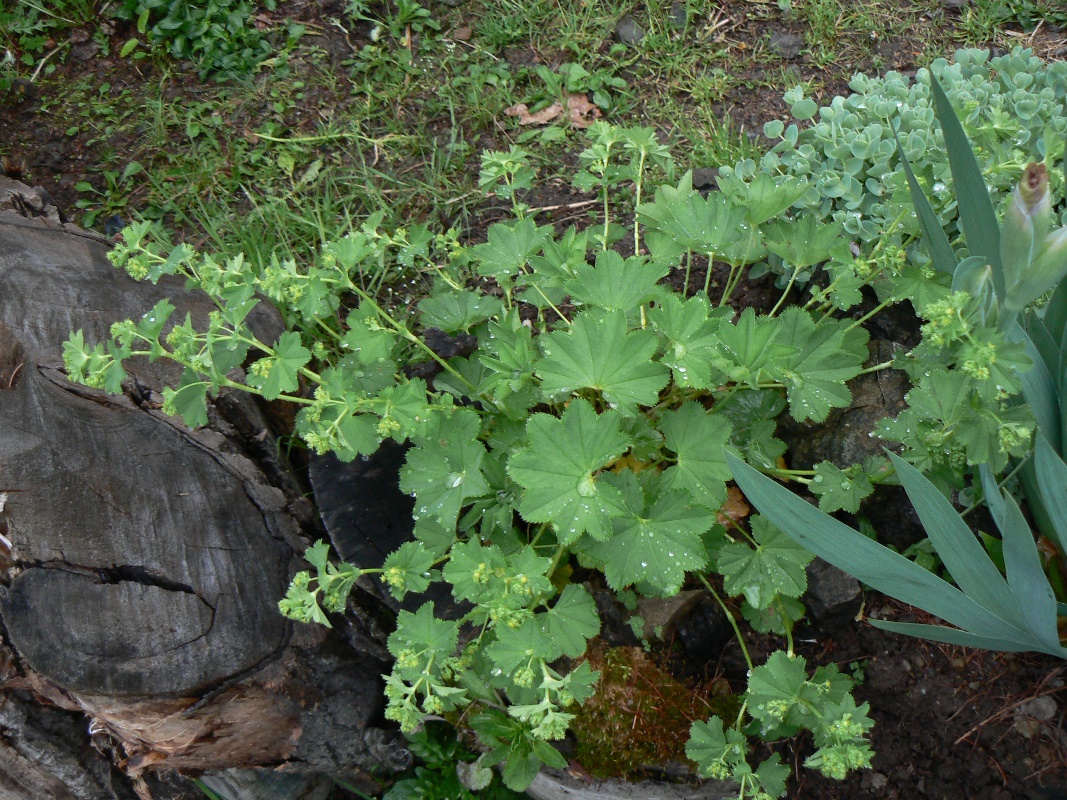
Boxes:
[954,667,1066,746]
[1027,18,1044,48]
[30,42,69,82]
[6,362,22,389]
[526,198,598,214]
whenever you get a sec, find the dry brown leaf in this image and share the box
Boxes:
[716,485,750,526]
[564,92,600,128]
[504,93,600,128]
[504,101,564,125]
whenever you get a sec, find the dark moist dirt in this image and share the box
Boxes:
[773,610,1067,799]
[4,2,1067,798]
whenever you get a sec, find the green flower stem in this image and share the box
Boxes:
[529,522,550,548]
[763,469,813,485]
[633,151,647,256]
[546,543,568,582]
[523,280,572,329]
[718,227,760,307]
[855,360,894,376]
[347,283,477,391]
[698,574,753,672]
[960,457,1029,517]
[218,376,316,405]
[843,296,896,333]
[311,316,344,343]
[769,265,803,317]
[708,253,725,298]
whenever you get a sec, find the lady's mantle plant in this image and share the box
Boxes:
[63,124,891,797]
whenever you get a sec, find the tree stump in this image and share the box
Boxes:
[0,180,409,798]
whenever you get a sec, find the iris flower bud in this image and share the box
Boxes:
[1002,163,1067,314]
[1001,163,1050,292]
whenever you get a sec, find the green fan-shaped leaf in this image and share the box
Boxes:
[770,309,868,423]
[650,293,728,390]
[537,310,670,415]
[581,471,709,595]
[472,218,552,285]
[543,584,600,658]
[507,399,629,544]
[716,516,813,609]
[400,438,491,526]
[658,400,733,509]
[564,251,667,312]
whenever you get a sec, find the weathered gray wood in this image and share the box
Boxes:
[0,186,409,791]
[527,770,739,800]
[0,219,290,698]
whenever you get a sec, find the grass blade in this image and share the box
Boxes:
[928,74,1004,299]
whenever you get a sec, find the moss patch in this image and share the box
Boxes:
[569,642,739,778]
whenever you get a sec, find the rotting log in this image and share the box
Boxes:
[0,179,410,798]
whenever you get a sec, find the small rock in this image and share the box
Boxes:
[614,14,645,45]
[593,588,641,647]
[452,26,471,41]
[769,31,804,61]
[1018,695,1058,722]
[691,166,718,192]
[71,42,100,61]
[803,558,861,624]
[8,77,35,103]
[862,772,889,791]
[673,594,735,670]
[668,1,688,29]
[635,590,703,643]
[942,0,970,9]
[781,339,909,470]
